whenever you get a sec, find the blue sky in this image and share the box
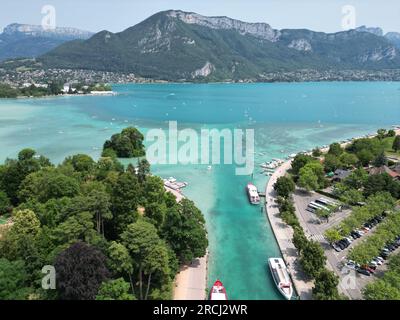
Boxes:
[1,0,400,34]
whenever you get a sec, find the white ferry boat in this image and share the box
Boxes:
[246,183,260,205]
[268,258,293,300]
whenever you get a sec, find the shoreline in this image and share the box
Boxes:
[0,91,116,101]
[264,126,400,300]
[165,186,209,301]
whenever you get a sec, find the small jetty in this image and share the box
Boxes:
[259,158,285,176]
[163,177,188,191]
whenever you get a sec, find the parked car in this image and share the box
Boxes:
[345,261,357,270]
[357,268,371,276]
[332,243,342,252]
[362,265,375,273]
[372,258,383,266]
[370,260,378,267]
[351,231,361,239]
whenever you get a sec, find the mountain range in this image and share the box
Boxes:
[3,11,400,82]
[0,23,93,61]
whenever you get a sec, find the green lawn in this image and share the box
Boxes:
[382,136,400,159]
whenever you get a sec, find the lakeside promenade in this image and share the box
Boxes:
[165,186,208,300]
[265,160,314,300]
[264,127,400,300]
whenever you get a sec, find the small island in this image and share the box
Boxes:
[102,127,146,158]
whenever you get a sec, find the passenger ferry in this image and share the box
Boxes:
[209,280,228,300]
[246,183,260,205]
[268,258,293,300]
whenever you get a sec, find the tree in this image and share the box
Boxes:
[323,154,342,173]
[64,154,95,173]
[328,143,343,157]
[364,280,400,300]
[298,167,319,192]
[300,241,326,278]
[373,152,388,167]
[324,229,342,244]
[55,241,110,300]
[274,176,295,198]
[121,220,170,300]
[103,127,145,158]
[298,162,325,192]
[291,154,314,175]
[0,210,41,261]
[142,241,171,300]
[83,189,112,236]
[110,172,141,236]
[0,149,51,205]
[0,258,31,299]
[315,208,330,222]
[393,136,400,153]
[48,81,62,95]
[356,149,374,167]
[339,153,358,169]
[162,199,208,264]
[292,226,308,253]
[387,130,396,138]
[0,190,11,215]
[52,211,98,245]
[96,278,136,300]
[377,129,387,140]
[364,174,400,198]
[339,188,365,206]
[107,241,134,293]
[18,168,80,203]
[312,148,322,157]
[137,159,150,183]
[312,269,341,300]
[343,168,368,189]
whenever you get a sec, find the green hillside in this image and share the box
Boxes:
[39,10,400,81]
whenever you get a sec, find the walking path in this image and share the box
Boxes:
[166,186,208,300]
[265,160,314,300]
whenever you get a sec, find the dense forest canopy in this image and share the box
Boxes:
[0,142,207,300]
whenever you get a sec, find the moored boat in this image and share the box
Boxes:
[209,280,228,300]
[246,183,260,204]
[268,258,293,300]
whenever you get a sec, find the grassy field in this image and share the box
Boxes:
[382,136,400,159]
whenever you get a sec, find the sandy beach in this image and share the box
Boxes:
[165,186,208,300]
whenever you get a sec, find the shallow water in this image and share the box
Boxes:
[0,82,399,299]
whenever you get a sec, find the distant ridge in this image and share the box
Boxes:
[33,10,400,81]
[0,23,94,61]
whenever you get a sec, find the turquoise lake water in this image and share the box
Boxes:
[0,82,399,299]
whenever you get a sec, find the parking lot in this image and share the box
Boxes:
[292,189,390,300]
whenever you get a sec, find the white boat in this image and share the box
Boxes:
[209,280,227,300]
[246,183,260,205]
[268,258,293,300]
